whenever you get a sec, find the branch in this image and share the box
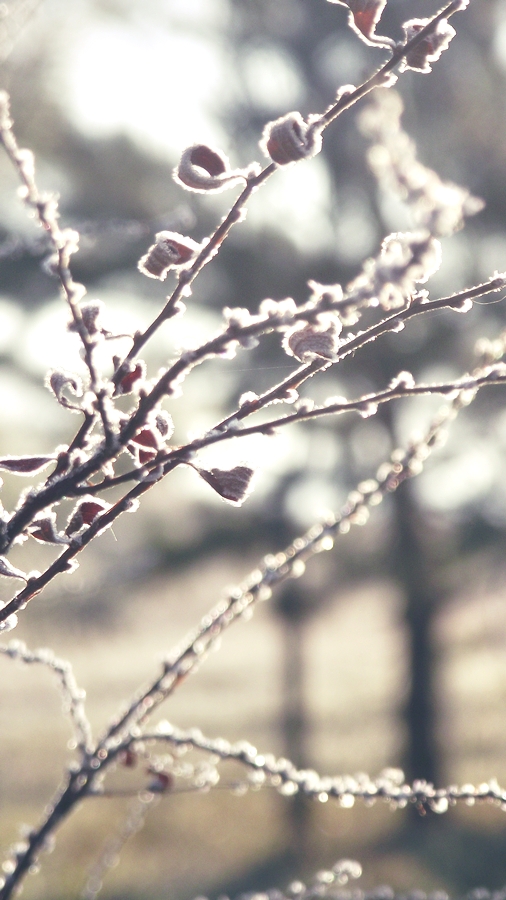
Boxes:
[95,383,474,748]
[111,0,472,375]
[0,94,116,447]
[127,722,506,816]
[0,640,92,755]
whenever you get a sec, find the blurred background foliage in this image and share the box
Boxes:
[1,0,506,898]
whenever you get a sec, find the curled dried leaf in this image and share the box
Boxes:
[46,370,84,411]
[174,143,257,193]
[283,316,342,361]
[138,231,201,280]
[260,112,323,165]
[127,427,160,465]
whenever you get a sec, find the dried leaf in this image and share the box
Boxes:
[117,361,146,395]
[0,557,27,581]
[196,465,254,506]
[0,455,55,475]
[29,516,70,545]
[46,370,83,411]
[138,231,201,280]
[66,499,111,536]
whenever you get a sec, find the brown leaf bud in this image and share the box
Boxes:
[260,112,323,165]
[138,231,201,281]
[400,18,456,73]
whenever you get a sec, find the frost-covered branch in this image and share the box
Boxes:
[0,640,92,753]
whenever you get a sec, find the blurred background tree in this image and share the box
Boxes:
[1,1,506,898]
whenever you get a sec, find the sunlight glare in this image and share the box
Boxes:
[53,18,231,156]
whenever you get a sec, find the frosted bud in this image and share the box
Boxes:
[389,371,416,390]
[138,231,200,280]
[154,410,174,439]
[174,143,258,193]
[239,392,259,408]
[260,112,323,165]
[283,315,342,361]
[16,148,35,179]
[79,301,104,336]
[400,18,457,73]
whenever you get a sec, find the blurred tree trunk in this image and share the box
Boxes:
[276,583,312,865]
[391,482,442,789]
